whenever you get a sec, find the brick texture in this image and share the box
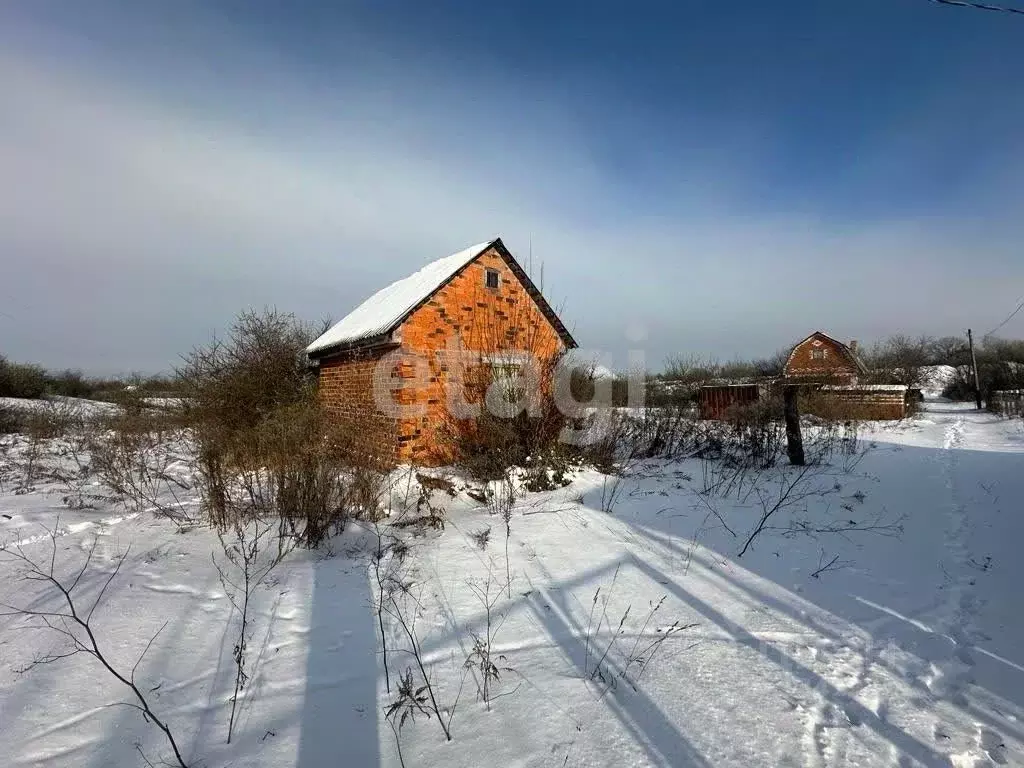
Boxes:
[784,333,860,384]
[317,348,400,464]
[317,246,569,465]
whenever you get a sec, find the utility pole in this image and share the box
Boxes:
[967,328,982,410]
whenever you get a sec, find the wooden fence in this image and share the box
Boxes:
[698,382,912,421]
[697,384,761,420]
[811,385,908,421]
[990,390,1024,417]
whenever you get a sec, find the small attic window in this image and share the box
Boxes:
[811,348,827,360]
[485,268,500,289]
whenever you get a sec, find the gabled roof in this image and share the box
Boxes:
[308,237,577,357]
[786,330,867,373]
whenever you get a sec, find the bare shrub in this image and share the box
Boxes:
[178,308,321,438]
[0,357,47,399]
[0,528,190,768]
[384,581,465,742]
[223,405,360,547]
[602,406,702,462]
[445,341,578,594]
[571,406,702,515]
[4,401,88,491]
[464,573,517,709]
[87,411,196,527]
[734,459,902,557]
[860,334,933,388]
[583,567,695,693]
[45,369,94,399]
[179,309,382,546]
[214,518,294,743]
[440,276,580,477]
[0,404,22,435]
[694,403,785,501]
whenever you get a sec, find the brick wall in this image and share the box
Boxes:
[395,246,566,463]
[315,246,570,465]
[317,347,400,464]
[785,334,859,383]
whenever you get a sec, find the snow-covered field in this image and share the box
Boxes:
[1,401,1022,767]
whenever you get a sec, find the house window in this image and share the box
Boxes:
[492,361,521,391]
[811,349,827,360]
[485,356,528,411]
[485,268,500,289]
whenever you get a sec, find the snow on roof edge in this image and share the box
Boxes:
[307,239,497,355]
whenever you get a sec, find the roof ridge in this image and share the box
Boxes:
[307,239,496,356]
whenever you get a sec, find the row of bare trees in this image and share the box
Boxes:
[645,334,1024,403]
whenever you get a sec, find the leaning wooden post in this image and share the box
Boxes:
[783,385,805,466]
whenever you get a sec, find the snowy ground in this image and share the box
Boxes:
[1,401,1022,767]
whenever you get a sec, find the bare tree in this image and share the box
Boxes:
[861,334,933,388]
[736,461,902,558]
[0,527,190,768]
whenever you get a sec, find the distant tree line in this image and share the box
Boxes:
[619,334,1024,407]
[0,355,181,400]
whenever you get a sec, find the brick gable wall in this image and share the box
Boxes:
[315,246,570,466]
[784,334,859,383]
[395,246,566,463]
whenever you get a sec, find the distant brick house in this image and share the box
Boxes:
[783,331,866,385]
[307,238,577,465]
[783,332,910,419]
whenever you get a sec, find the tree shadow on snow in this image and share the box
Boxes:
[524,569,713,768]
[614,437,1024,759]
[295,546,379,768]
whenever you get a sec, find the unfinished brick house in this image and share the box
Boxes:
[307,238,577,464]
[783,331,866,385]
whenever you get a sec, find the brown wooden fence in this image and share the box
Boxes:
[815,385,908,420]
[990,390,1024,417]
[697,384,761,420]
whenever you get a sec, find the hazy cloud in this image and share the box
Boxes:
[1,6,1022,374]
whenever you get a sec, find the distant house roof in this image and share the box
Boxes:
[786,330,867,374]
[308,238,577,357]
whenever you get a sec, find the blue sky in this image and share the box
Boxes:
[1,0,1023,373]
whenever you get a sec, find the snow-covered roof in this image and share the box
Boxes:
[307,240,496,355]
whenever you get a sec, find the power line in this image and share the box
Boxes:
[985,296,1024,338]
[929,0,1024,15]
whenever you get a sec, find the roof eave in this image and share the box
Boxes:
[307,331,399,362]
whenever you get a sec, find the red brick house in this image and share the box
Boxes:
[784,331,866,384]
[307,238,577,464]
